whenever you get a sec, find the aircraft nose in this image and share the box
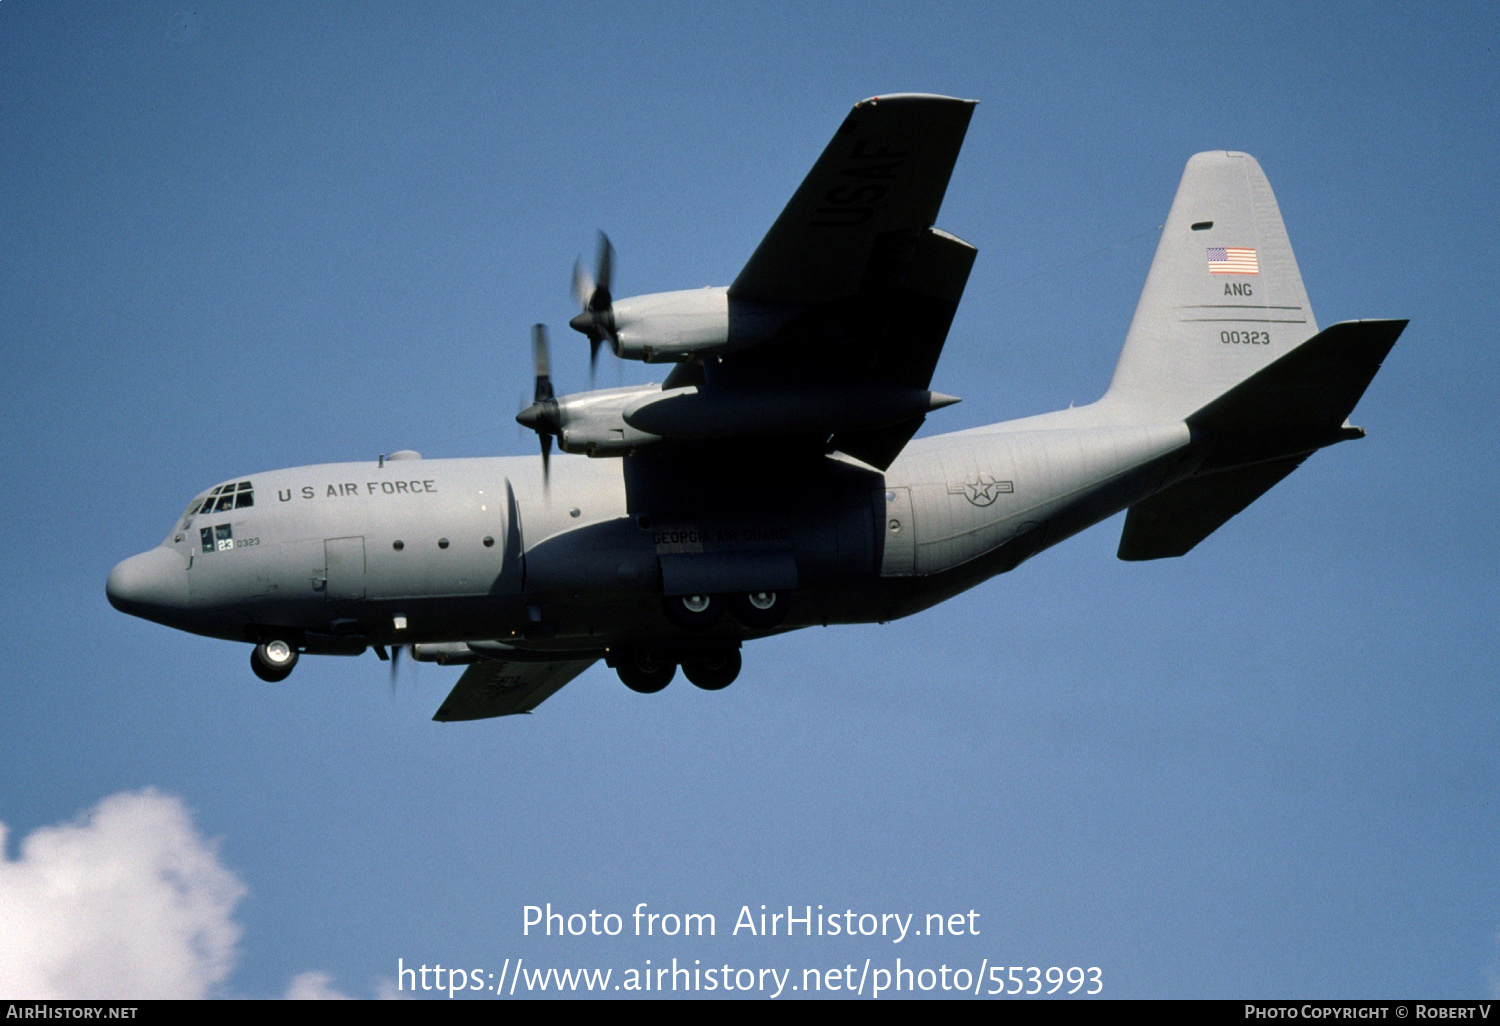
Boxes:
[107,546,190,618]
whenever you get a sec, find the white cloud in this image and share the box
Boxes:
[281,974,403,1001]
[0,789,246,999]
[284,971,352,1000]
[0,789,389,1000]
[373,977,406,1000]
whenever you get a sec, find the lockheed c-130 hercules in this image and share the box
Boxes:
[107,94,1404,721]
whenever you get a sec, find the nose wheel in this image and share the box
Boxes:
[250,639,299,682]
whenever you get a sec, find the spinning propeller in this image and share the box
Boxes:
[389,643,405,692]
[376,642,412,694]
[514,323,560,486]
[569,231,617,380]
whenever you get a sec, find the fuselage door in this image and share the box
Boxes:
[324,536,366,601]
[879,487,916,576]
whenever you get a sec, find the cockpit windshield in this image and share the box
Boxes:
[183,481,254,522]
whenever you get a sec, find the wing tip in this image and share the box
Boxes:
[855,93,978,108]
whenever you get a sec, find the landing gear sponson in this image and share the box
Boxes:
[609,643,743,694]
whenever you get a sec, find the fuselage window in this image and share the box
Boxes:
[200,527,215,553]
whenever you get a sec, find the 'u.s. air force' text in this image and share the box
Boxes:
[277,480,438,501]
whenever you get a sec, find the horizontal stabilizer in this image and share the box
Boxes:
[1118,318,1404,560]
[433,658,596,721]
[1188,318,1407,463]
[1118,455,1307,560]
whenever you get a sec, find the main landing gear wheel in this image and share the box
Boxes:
[616,650,676,694]
[662,593,723,632]
[682,649,741,691]
[250,639,299,683]
[729,590,787,630]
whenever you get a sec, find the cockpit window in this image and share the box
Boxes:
[182,481,253,536]
[190,482,255,518]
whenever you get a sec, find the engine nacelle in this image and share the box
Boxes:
[411,642,479,665]
[553,384,663,456]
[609,287,795,362]
[622,385,960,439]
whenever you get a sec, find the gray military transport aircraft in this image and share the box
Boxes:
[107,95,1404,721]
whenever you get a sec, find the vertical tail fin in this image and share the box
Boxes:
[1106,152,1318,420]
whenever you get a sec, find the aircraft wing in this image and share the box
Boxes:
[432,658,596,721]
[698,95,979,469]
[586,96,978,471]
[691,220,976,470]
[730,94,976,306]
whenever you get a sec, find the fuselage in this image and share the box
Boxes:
[106,405,1194,660]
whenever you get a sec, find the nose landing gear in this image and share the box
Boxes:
[250,639,299,682]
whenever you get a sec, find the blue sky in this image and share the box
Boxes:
[1,1,1497,999]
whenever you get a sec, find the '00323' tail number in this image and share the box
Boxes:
[1221,330,1270,345]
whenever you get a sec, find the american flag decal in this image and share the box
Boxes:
[1207,247,1259,274]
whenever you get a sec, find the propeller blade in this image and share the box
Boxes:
[572,258,594,310]
[594,231,614,297]
[389,644,403,695]
[568,232,618,382]
[516,322,562,486]
[531,323,553,402]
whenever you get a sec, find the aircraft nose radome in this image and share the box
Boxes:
[107,546,189,617]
